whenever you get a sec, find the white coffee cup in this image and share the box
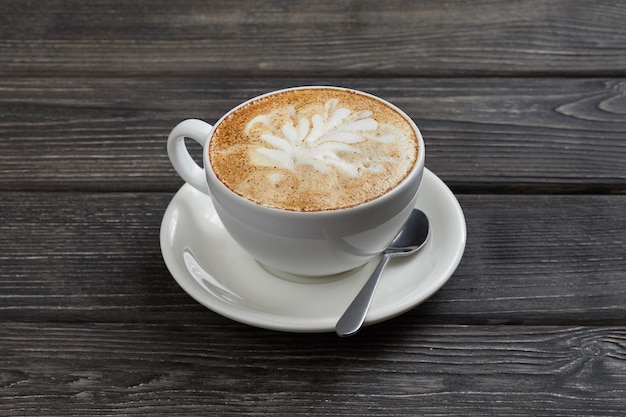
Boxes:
[167,86,425,277]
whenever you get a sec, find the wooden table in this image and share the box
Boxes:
[1,1,625,415]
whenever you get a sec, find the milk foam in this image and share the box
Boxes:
[209,88,418,211]
[247,98,397,177]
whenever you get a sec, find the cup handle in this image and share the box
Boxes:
[167,119,213,194]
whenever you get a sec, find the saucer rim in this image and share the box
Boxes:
[160,168,466,332]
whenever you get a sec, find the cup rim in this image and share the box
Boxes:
[203,85,425,216]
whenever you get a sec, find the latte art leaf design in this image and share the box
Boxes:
[246,99,396,178]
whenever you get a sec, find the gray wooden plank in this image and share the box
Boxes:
[0,77,624,192]
[2,0,626,77]
[1,322,624,416]
[425,194,626,325]
[0,192,624,325]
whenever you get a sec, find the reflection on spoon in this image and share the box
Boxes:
[335,209,430,337]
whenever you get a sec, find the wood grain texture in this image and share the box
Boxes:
[1,323,625,416]
[1,192,624,325]
[2,1,625,415]
[1,0,626,77]
[1,77,624,192]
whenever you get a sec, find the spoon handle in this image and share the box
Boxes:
[335,253,393,337]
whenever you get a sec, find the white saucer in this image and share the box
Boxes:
[160,168,466,333]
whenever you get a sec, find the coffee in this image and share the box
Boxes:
[209,87,418,211]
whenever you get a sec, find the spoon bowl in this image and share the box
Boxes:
[335,208,430,337]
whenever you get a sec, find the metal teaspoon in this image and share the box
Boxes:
[335,209,430,337]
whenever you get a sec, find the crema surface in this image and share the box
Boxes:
[209,88,418,211]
